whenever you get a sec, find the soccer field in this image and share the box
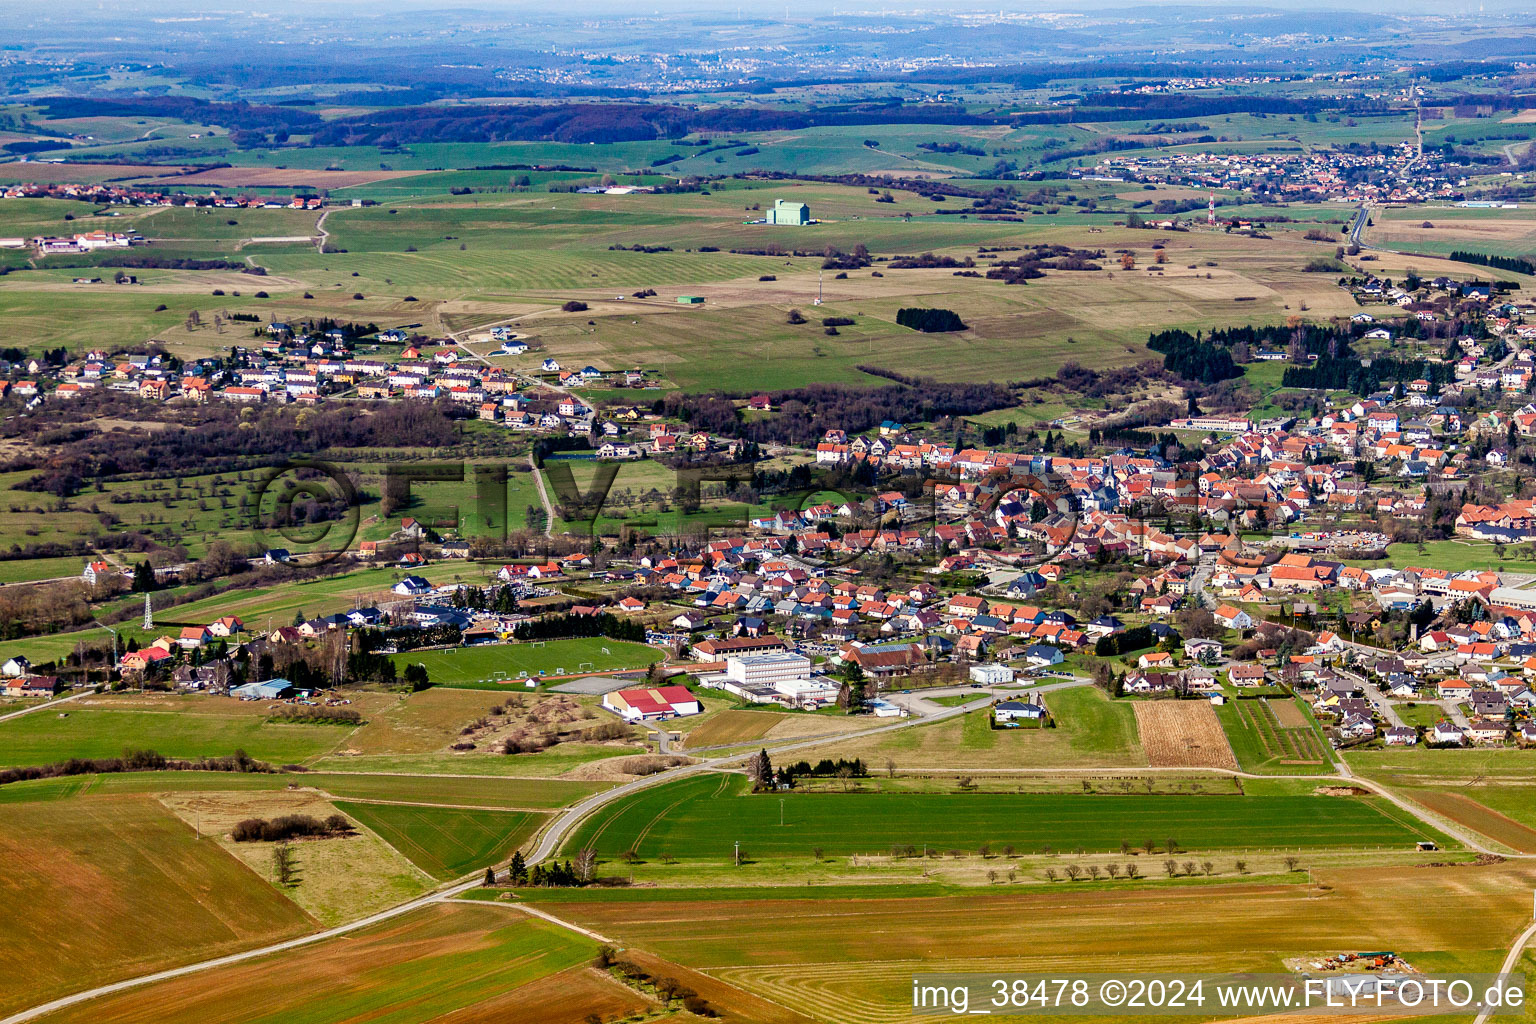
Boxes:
[390,637,666,685]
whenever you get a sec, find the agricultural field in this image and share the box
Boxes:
[0,767,609,809]
[334,800,547,880]
[1133,699,1239,769]
[28,903,642,1024]
[790,685,1144,770]
[1367,203,1536,260]
[159,788,436,925]
[1399,789,1536,854]
[677,707,871,750]
[0,181,1382,386]
[389,637,666,684]
[1216,697,1335,775]
[676,708,788,748]
[533,861,1536,1024]
[0,795,314,1016]
[562,771,1439,863]
[1346,747,1536,785]
[0,692,378,768]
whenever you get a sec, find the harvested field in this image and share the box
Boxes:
[1134,700,1239,770]
[1408,790,1536,854]
[29,903,606,1024]
[0,795,313,1015]
[621,949,819,1024]
[143,167,429,188]
[430,963,654,1024]
[540,862,1536,1024]
[0,162,197,182]
[1269,699,1309,729]
[680,709,784,749]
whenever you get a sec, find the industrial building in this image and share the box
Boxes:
[765,199,810,225]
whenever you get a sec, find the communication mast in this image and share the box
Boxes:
[143,592,153,631]
[1208,192,1217,226]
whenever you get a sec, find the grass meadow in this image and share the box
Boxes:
[335,800,547,879]
[788,685,1144,770]
[0,695,363,768]
[389,636,665,684]
[0,768,607,810]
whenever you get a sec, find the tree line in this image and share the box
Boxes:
[0,747,272,787]
[658,377,1013,446]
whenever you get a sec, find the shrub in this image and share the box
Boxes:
[231,813,350,842]
[561,300,588,312]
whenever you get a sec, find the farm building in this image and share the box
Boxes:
[231,679,294,701]
[765,200,810,225]
[676,295,705,305]
[603,685,702,721]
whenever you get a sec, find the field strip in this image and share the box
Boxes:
[314,795,556,813]
[471,898,616,943]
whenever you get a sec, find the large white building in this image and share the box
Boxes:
[726,652,812,688]
[969,664,1015,685]
[721,652,837,708]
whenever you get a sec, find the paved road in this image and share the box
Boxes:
[0,688,91,724]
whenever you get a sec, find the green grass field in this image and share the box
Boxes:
[0,768,608,809]
[562,772,1437,861]
[791,685,1143,770]
[335,800,546,879]
[0,700,357,768]
[391,637,665,684]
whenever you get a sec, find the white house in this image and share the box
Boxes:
[994,699,1045,723]
[969,664,1015,685]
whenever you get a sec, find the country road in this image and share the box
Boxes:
[2,684,1522,1024]
[0,689,91,724]
[1474,918,1536,1024]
